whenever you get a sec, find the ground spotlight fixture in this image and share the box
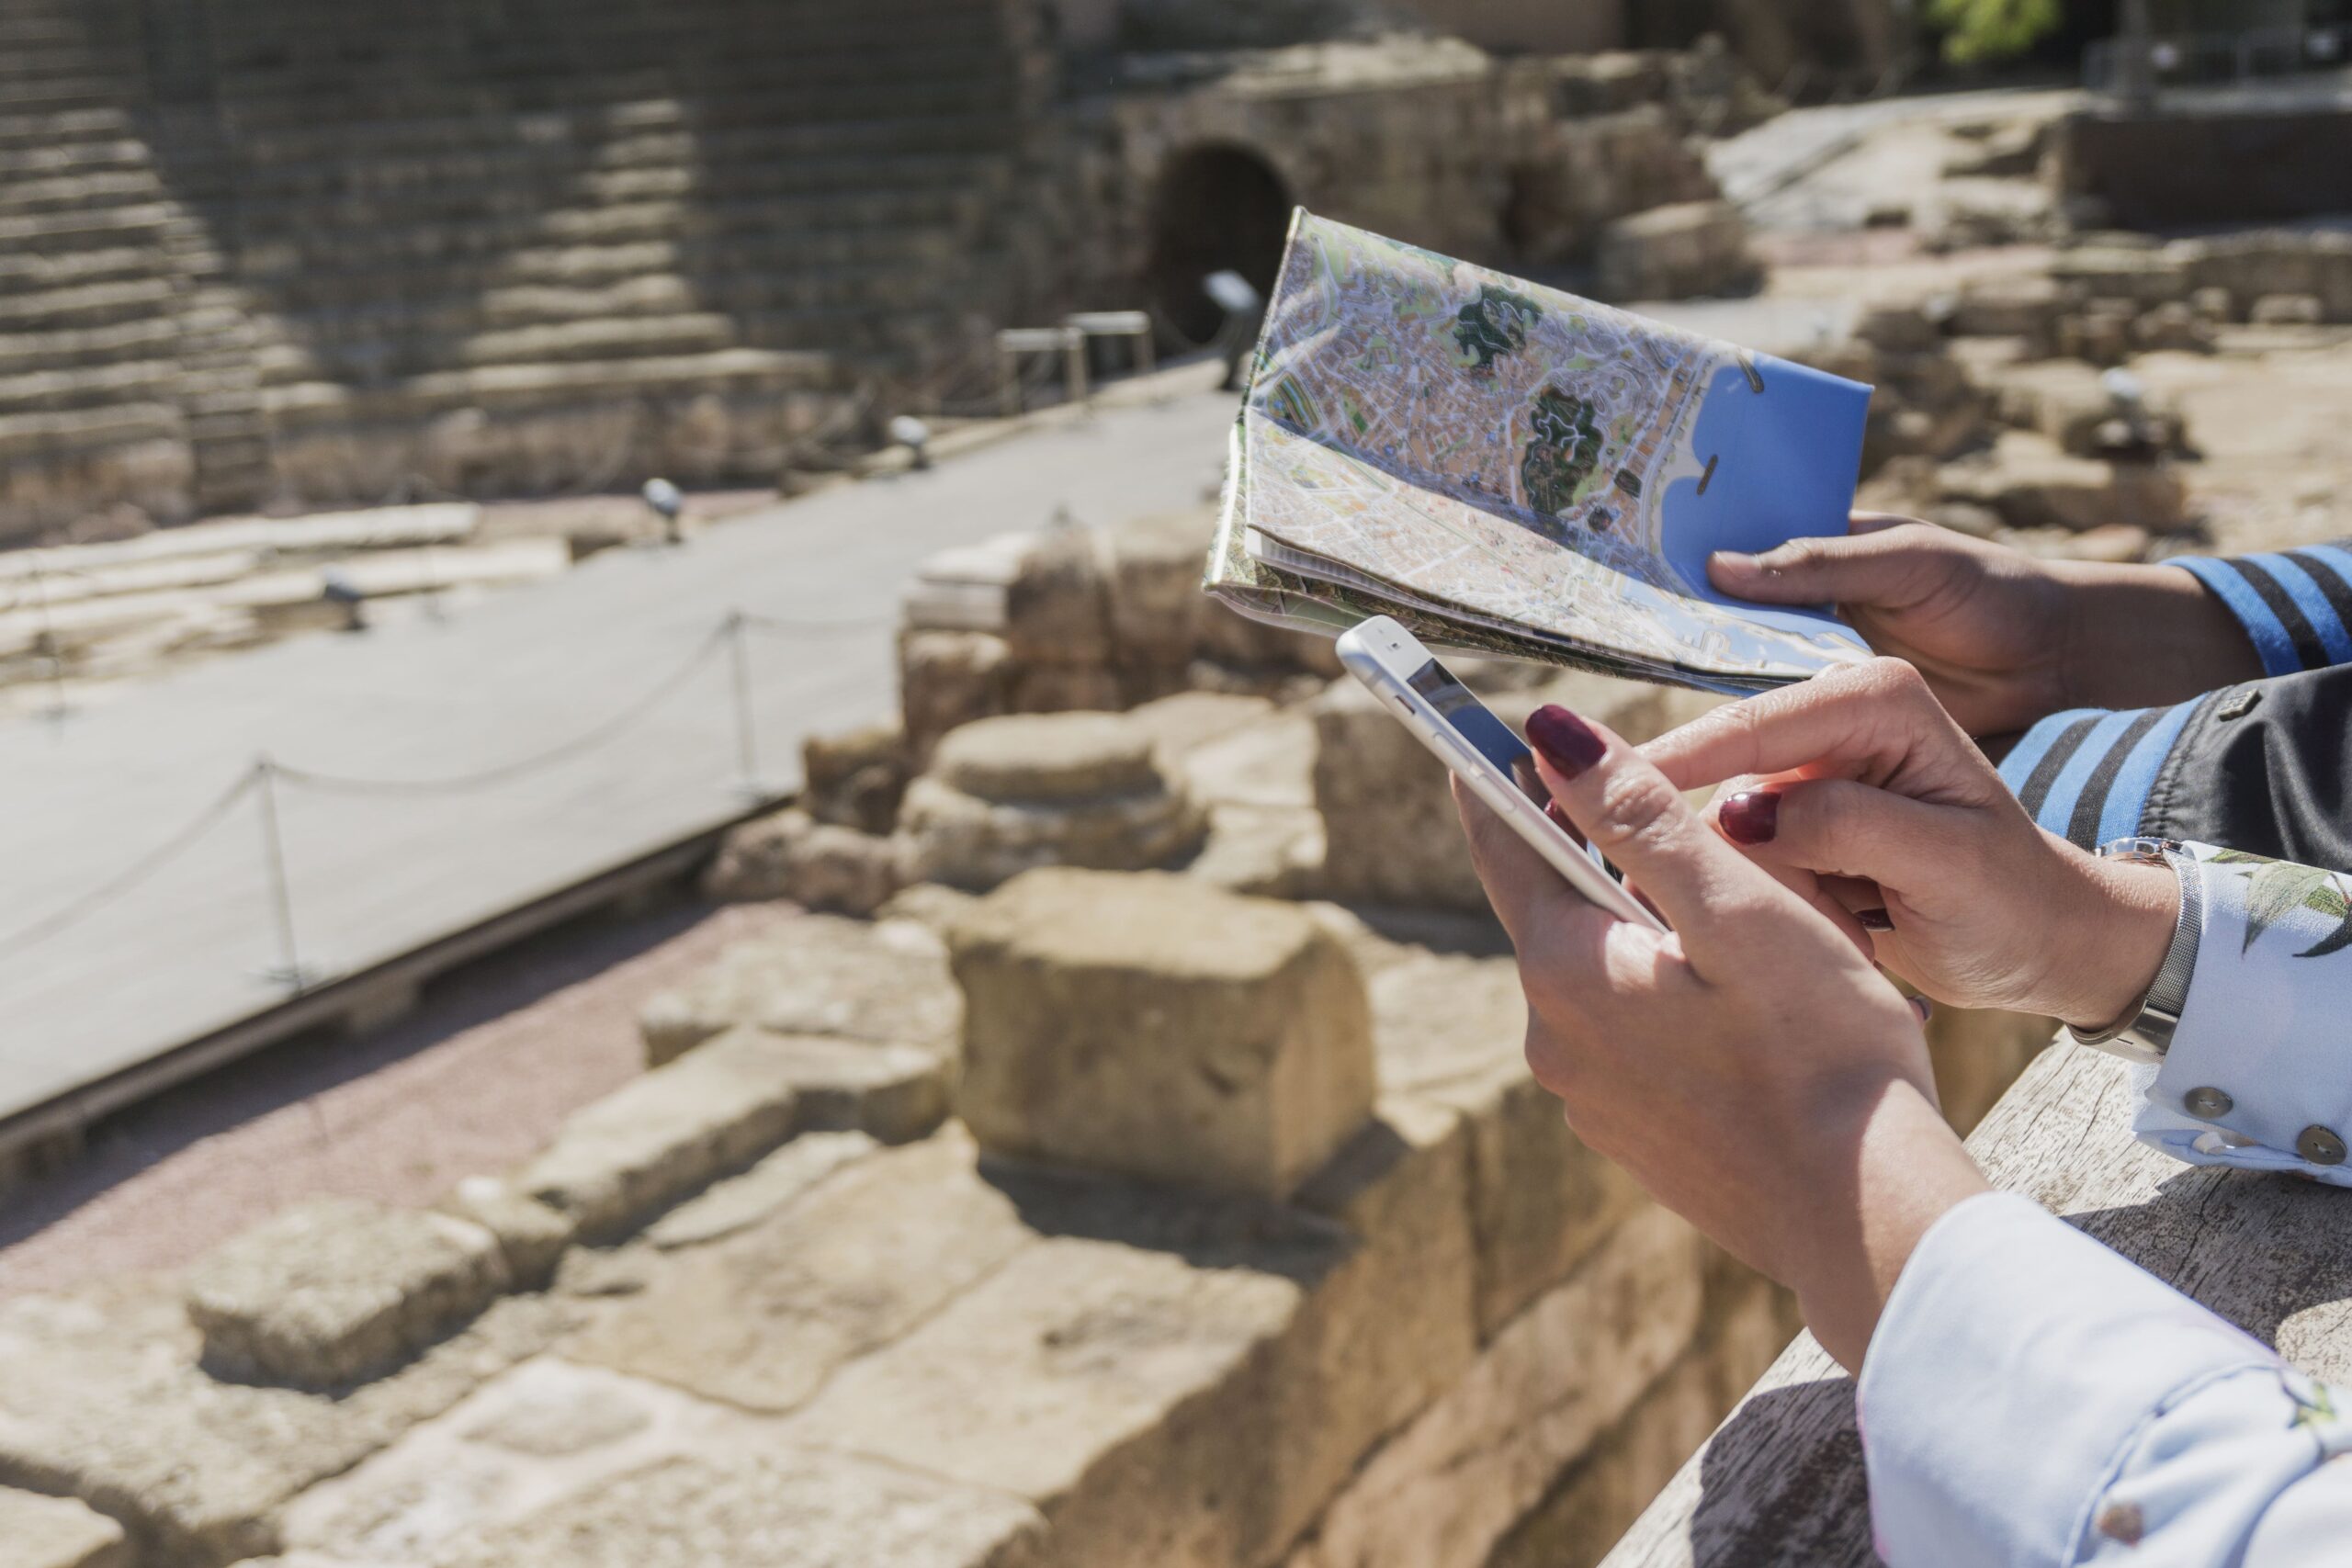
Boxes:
[642,477,684,545]
[888,414,933,470]
[321,567,367,633]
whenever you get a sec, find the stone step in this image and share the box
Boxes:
[0,107,136,151]
[0,355,182,412]
[258,344,845,422]
[0,75,137,114]
[0,315,178,377]
[0,201,174,253]
[0,400,182,462]
[0,166,167,218]
[0,243,166,299]
[0,136,154,179]
[0,276,177,332]
[209,73,1022,132]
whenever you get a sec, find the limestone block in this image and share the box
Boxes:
[1369,948,1645,1334]
[1187,804,1327,898]
[1123,691,1277,763]
[1949,275,2064,342]
[698,807,908,916]
[1311,671,1667,912]
[518,1032,808,1241]
[1593,201,1757,302]
[899,628,1011,764]
[950,869,1375,1199]
[643,1130,876,1250]
[1283,1098,1479,1514]
[931,713,1159,800]
[434,1448,1044,1568]
[438,1178,577,1290]
[752,1032,947,1143]
[0,1285,568,1568]
[1852,304,1941,355]
[800,721,908,834]
[903,714,1206,891]
[785,1236,1311,1568]
[1936,434,2188,535]
[0,1488,130,1568]
[565,1131,1035,1414]
[2252,292,2324,327]
[1293,1205,1708,1568]
[185,1199,510,1390]
[1102,510,1213,675]
[1002,526,1113,669]
[2050,247,2193,307]
[638,912,959,1066]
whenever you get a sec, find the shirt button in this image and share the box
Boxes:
[2183,1086,2234,1119]
[2297,1125,2347,1166]
[2216,686,2261,720]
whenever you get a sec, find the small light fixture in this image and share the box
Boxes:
[641,478,684,545]
[888,414,933,470]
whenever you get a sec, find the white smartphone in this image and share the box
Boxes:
[1336,616,1668,931]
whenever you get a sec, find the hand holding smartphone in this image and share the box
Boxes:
[1336,617,1667,931]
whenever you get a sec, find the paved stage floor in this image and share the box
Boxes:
[0,375,1237,1133]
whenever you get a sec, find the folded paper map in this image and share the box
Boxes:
[1204,210,1876,693]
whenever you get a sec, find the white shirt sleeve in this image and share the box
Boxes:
[1859,1191,2352,1567]
[2131,843,2352,1187]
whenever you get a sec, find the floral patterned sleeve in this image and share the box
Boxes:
[2131,843,2352,1185]
[1860,1193,2352,1567]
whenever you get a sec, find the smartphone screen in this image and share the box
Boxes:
[1405,658,1555,813]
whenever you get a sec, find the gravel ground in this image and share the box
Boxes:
[0,894,800,1299]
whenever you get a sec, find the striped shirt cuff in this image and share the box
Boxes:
[1997,696,2200,850]
[2173,543,2352,678]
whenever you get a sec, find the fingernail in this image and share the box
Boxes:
[1525,705,1606,778]
[1718,788,1780,846]
[1856,908,1894,931]
[1710,549,1759,574]
[1911,995,1935,1024]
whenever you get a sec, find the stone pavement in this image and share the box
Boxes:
[0,368,1237,1142]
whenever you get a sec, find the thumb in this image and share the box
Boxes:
[1524,704,1791,953]
[1707,520,1944,609]
[1713,775,1969,907]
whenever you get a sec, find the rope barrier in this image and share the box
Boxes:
[0,765,262,963]
[268,620,735,798]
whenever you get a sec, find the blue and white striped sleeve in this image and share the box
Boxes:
[2172,543,2352,679]
[1996,695,2202,851]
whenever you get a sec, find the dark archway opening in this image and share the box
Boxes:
[1145,144,1294,346]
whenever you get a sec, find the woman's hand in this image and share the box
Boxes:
[1710,516,2259,736]
[1643,658,2179,1031]
[1459,703,1988,1372]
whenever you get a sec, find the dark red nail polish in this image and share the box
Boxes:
[1718,789,1780,845]
[1525,705,1606,778]
[1856,908,1894,931]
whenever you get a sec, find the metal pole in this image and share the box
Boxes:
[253,757,307,991]
[29,552,68,725]
[728,613,764,800]
[2119,0,2159,116]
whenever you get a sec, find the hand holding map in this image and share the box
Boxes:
[1204,210,1876,694]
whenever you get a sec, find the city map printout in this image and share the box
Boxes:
[1204,210,1875,692]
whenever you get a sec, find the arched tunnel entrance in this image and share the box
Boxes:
[1145,144,1294,347]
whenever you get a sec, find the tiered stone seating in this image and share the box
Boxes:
[0,0,1045,538]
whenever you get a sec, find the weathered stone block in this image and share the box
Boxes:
[786,1235,1309,1568]
[950,869,1375,1199]
[903,713,1205,891]
[698,807,908,915]
[800,721,908,834]
[1949,274,2064,342]
[439,1177,577,1290]
[1002,526,1113,669]
[565,1131,1035,1414]
[1102,511,1212,679]
[518,1032,808,1240]
[1593,201,1757,302]
[1368,947,1645,1333]
[899,628,1011,764]
[0,1285,568,1568]
[1937,434,2188,535]
[435,1447,1045,1568]
[1291,1205,1708,1568]
[643,1130,876,1250]
[638,912,959,1067]
[185,1199,509,1390]
[0,1488,130,1568]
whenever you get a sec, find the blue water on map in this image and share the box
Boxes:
[1655,355,1871,655]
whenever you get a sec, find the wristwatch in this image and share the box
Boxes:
[2065,837,2202,1066]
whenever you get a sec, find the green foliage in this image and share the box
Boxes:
[1926,0,2064,64]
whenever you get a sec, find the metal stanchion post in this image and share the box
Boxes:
[253,757,314,991]
[29,552,70,726]
[727,613,773,803]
